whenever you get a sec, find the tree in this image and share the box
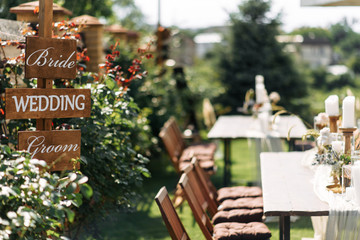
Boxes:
[291,27,331,40]
[0,0,29,20]
[329,18,360,62]
[214,0,309,117]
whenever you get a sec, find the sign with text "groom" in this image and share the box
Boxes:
[5,88,91,119]
[18,130,81,171]
[25,37,77,79]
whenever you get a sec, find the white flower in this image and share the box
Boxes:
[318,127,332,146]
[315,112,329,125]
[6,212,17,219]
[269,92,281,103]
[39,178,47,189]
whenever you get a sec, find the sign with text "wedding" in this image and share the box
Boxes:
[18,130,81,171]
[5,88,91,119]
[25,37,77,79]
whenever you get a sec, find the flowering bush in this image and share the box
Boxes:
[0,145,92,239]
[1,21,153,236]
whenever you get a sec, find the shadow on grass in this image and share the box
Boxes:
[79,156,182,240]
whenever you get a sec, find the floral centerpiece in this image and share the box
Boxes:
[313,127,351,188]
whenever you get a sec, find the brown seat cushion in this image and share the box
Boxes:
[179,150,214,162]
[217,186,262,203]
[212,208,263,225]
[180,143,216,162]
[219,197,264,211]
[213,222,271,240]
[179,159,215,172]
[186,142,217,154]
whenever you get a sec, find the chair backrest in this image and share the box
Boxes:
[155,187,191,240]
[182,163,218,218]
[159,120,181,172]
[168,117,187,152]
[179,173,214,240]
[191,157,219,204]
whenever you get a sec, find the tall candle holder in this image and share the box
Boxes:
[340,127,357,155]
[329,116,339,133]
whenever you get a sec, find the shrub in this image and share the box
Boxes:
[0,145,92,239]
[60,80,151,216]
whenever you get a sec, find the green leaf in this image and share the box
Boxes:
[80,184,93,200]
[105,77,116,90]
[64,209,75,223]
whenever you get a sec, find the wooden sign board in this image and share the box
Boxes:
[18,130,81,171]
[6,88,91,119]
[25,37,77,79]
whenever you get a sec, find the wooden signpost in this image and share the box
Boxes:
[5,0,90,171]
[25,37,77,79]
[18,130,81,171]
[6,88,91,119]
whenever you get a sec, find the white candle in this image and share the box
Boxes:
[255,83,265,103]
[342,96,355,128]
[325,95,339,116]
[255,75,264,85]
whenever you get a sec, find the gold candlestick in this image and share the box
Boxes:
[340,127,357,155]
[329,115,339,133]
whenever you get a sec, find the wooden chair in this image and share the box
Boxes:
[191,157,263,204]
[179,173,272,240]
[179,173,214,239]
[182,164,264,225]
[182,163,218,217]
[154,187,191,240]
[159,117,217,175]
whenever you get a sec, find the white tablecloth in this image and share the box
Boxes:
[302,149,360,240]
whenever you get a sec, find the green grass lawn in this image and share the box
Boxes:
[80,139,314,240]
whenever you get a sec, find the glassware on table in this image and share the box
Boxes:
[351,150,360,165]
[351,164,360,205]
[342,165,352,191]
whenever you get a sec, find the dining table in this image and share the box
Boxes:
[207,115,308,186]
[260,151,329,240]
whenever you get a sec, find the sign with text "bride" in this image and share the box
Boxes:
[25,37,77,79]
[18,130,81,171]
[5,88,91,119]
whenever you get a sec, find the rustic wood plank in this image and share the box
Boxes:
[6,88,91,119]
[25,37,77,80]
[260,152,329,217]
[18,130,81,171]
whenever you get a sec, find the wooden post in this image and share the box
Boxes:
[10,0,86,171]
[340,127,357,155]
[329,116,339,133]
[37,0,53,131]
